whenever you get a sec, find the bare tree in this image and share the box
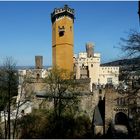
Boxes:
[119,30,140,58]
[12,74,32,139]
[44,67,79,118]
[119,30,140,138]
[0,57,18,139]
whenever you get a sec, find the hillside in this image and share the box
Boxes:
[101,57,140,67]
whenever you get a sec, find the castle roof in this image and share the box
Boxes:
[93,105,103,126]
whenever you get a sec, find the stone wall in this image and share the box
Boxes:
[20,78,98,121]
[104,86,129,133]
[105,88,116,133]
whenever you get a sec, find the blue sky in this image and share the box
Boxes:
[0,1,139,66]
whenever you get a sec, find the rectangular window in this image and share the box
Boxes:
[107,78,112,84]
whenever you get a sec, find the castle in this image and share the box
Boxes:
[2,5,136,138]
[17,4,119,91]
[16,5,120,134]
[50,4,119,91]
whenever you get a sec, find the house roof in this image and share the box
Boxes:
[93,105,103,126]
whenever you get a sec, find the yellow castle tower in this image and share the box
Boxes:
[51,5,75,72]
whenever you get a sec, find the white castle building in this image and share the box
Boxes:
[74,43,119,91]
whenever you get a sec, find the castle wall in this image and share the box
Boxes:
[105,88,116,133]
[18,78,98,122]
[104,87,129,133]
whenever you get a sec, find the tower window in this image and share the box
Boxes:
[59,31,64,37]
[70,26,72,31]
[58,26,65,37]
[37,73,40,79]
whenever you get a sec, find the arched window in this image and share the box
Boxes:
[115,112,128,126]
[37,73,40,79]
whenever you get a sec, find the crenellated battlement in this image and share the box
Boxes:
[51,5,75,24]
